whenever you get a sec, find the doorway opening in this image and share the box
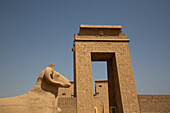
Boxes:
[91,61,107,94]
[91,52,123,113]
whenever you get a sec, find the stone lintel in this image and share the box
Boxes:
[74,38,130,42]
[80,25,122,29]
[95,80,108,83]
[79,25,122,36]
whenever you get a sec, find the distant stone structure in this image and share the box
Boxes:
[0,25,170,113]
[0,64,71,113]
[58,81,170,113]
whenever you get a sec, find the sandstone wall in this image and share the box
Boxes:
[93,97,104,113]
[58,81,74,98]
[58,97,77,113]
[58,82,170,113]
[138,95,170,113]
[95,80,109,113]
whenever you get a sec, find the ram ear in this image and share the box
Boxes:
[50,72,53,79]
[43,67,53,84]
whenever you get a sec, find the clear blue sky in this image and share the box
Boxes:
[0,0,170,98]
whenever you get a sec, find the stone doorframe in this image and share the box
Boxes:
[92,52,123,113]
[73,25,140,113]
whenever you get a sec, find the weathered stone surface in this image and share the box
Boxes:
[94,80,109,113]
[58,81,74,98]
[58,98,77,113]
[73,25,140,113]
[138,95,170,113]
[58,81,170,113]
[0,64,71,113]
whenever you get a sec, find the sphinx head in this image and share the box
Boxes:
[43,66,71,88]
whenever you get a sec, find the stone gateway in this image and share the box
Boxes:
[73,25,140,113]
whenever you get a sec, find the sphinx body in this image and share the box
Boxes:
[0,66,71,113]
